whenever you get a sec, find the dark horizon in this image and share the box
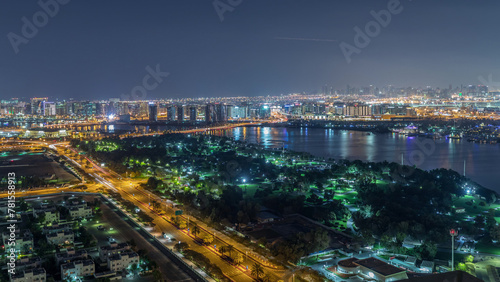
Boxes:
[1,0,500,100]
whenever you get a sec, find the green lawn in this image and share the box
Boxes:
[238,183,260,198]
[475,242,500,255]
[331,220,348,231]
[334,191,359,204]
[435,251,467,263]
[301,256,319,266]
[452,195,496,217]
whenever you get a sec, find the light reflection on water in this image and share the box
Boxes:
[225,126,500,193]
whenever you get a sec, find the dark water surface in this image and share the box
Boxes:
[224,126,500,193]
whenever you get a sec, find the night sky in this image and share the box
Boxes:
[1,0,499,100]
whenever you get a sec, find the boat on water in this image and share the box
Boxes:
[390,124,418,136]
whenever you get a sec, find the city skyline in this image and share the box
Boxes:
[3,2,500,281]
[1,82,495,102]
[2,0,500,100]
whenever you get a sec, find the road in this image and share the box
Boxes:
[473,256,500,281]
[110,180,256,282]
[53,141,286,281]
[1,137,287,281]
[100,196,207,282]
[57,141,273,280]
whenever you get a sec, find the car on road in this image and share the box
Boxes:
[97,225,105,231]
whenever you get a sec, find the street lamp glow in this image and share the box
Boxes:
[450,229,458,271]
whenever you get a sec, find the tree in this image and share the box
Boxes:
[151,200,160,212]
[226,244,234,259]
[251,263,264,279]
[19,199,29,211]
[203,234,214,245]
[130,263,139,277]
[415,241,437,260]
[219,246,227,256]
[152,268,163,281]
[312,228,330,252]
[127,239,137,251]
[262,273,272,282]
[36,212,46,224]
[178,220,187,229]
[491,225,500,241]
[234,253,244,265]
[192,224,200,238]
[174,242,189,253]
[465,255,474,263]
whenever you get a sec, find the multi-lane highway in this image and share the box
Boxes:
[2,139,288,281]
[81,160,280,281]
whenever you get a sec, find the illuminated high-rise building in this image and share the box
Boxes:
[42,102,56,116]
[30,97,48,115]
[205,104,215,123]
[167,106,176,121]
[148,103,158,122]
[216,103,226,122]
[189,106,197,122]
[177,105,184,122]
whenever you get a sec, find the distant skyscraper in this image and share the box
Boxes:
[148,103,158,122]
[189,106,197,123]
[205,104,215,123]
[30,97,48,115]
[42,101,56,116]
[177,105,184,122]
[95,102,107,116]
[216,103,227,122]
[260,105,271,118]
[167,106,176,121]
[82,101,96,116]
[478,85,488,95]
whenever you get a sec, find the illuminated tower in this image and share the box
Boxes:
[148,103,158,122]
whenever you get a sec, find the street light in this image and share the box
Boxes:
[450,229,458,271]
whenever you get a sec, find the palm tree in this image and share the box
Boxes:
[226,244,234,259]
[234,253,244,265]
[251,263,264,279]
[219,246,227,256]
[130,263,139,277]
[152,267,163,281]
[192,224,200,238]
[262,273,272,282]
